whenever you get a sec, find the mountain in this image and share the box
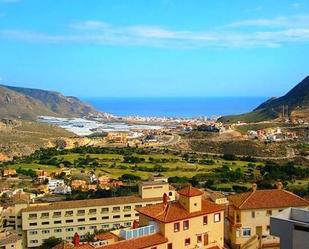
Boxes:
[219,76,309,123]
[0,84,101,120]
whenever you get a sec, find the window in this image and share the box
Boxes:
[174,222,180,232]
[197,235,202,243]
[266,210,272,216]
[124,214,131,218]
[66,219,74,223]
[29,222,37,226]
[65,210,73,216]
[89,217,97,221]
[267,225,270,231]
[214,213,221,223]
[77,210,85,215]
[102,224,109,229]
[29,214,37,219]
[203,216,208,225]
[54,220,61,224]
[54,229,62,233]
[41,213,49,218]
[78,227,85,231]
[183,220,189,230]
[135,213,139,217]
[30,240,38,244]
[236,213,241,223]
[29,231,38,235]
[251,211,255,218]
[53,211,61,217]
[101,208,109,213]
[242,228,251,237]
[66,237,73,240]
[89,208,97,214]
[113,207,120,213]
[279,209,283,212]
[124,222,131,226]
[167,243,173,249]
[42,230,50,234]
[66,228,74,232]
[185,238,191,246]
[124,206,131,211]
[169,192,173,196]
[113,215,120,219]
[41,221,49,225]
[102,216,109,220]
[78,218,85,222]
[89,225,97,229]
[135,205,142,208]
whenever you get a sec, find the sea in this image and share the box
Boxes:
[84,97,267,118]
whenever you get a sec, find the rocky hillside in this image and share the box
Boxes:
[220,76,309,123]
[0,84,101,120]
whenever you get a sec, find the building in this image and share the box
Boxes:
[20,181,175,248]
[48,179,65,192]
[138,181,175,200]
[106,132,128,144]
[71,180,88,191]
[61,186,225,249]
[2,169,17,177]
[149,174,169,183]
[0,231,23,249]
[226,183,309,249]
[270,208,309,249]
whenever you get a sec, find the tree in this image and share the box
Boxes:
[39,237,62,249]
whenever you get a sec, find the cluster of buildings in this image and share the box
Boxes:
[247,127,298,142]
[0,177,307,249]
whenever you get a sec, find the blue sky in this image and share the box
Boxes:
[0,0,308,97]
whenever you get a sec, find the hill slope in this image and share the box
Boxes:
[0,85,100,120]
[220,76,309,123]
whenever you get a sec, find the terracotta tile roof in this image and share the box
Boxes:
[178,186,203,197]
[52,242,94,249]
[76,245,94,249]
[228,189,309,210]
[0,233,21,246]
[22,196,162,212]
[207,246,221,249]
[97,233,168,249]
[95,232,118,241]
[137,199,224,223]
[52,242,74,249]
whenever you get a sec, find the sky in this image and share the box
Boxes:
[0,0,308,98]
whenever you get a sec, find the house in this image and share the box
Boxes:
[0,231,23,249]
[71,180,88,191]
[60,186,225,249]
[98,175,110,186]
[2,168,17,177]
[270,208,309,249]
[226,182,309,249]
[48,179,65,191]
[106,132,128,144]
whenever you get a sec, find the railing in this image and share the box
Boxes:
[120,223,158,240]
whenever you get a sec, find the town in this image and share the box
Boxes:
[0,151,308,249]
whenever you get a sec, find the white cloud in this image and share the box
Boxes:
[1,15,309,49]
[227,15,309,28]
[292,2,301,8]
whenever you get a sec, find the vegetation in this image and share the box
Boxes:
[1,146,308,197]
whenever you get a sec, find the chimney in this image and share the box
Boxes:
[163,193,168,206]
[132,220,139,229]
[73,232,80,247]
[276,181,283,190]
[252,183,257,192]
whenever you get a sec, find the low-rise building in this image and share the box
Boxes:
[61,186,225,249]
[48,179,65,192]
[226,182,309,249]
[270,208,309,249]
[21,181,175,248]
[2,169,17,177]
[0,231,23,249]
